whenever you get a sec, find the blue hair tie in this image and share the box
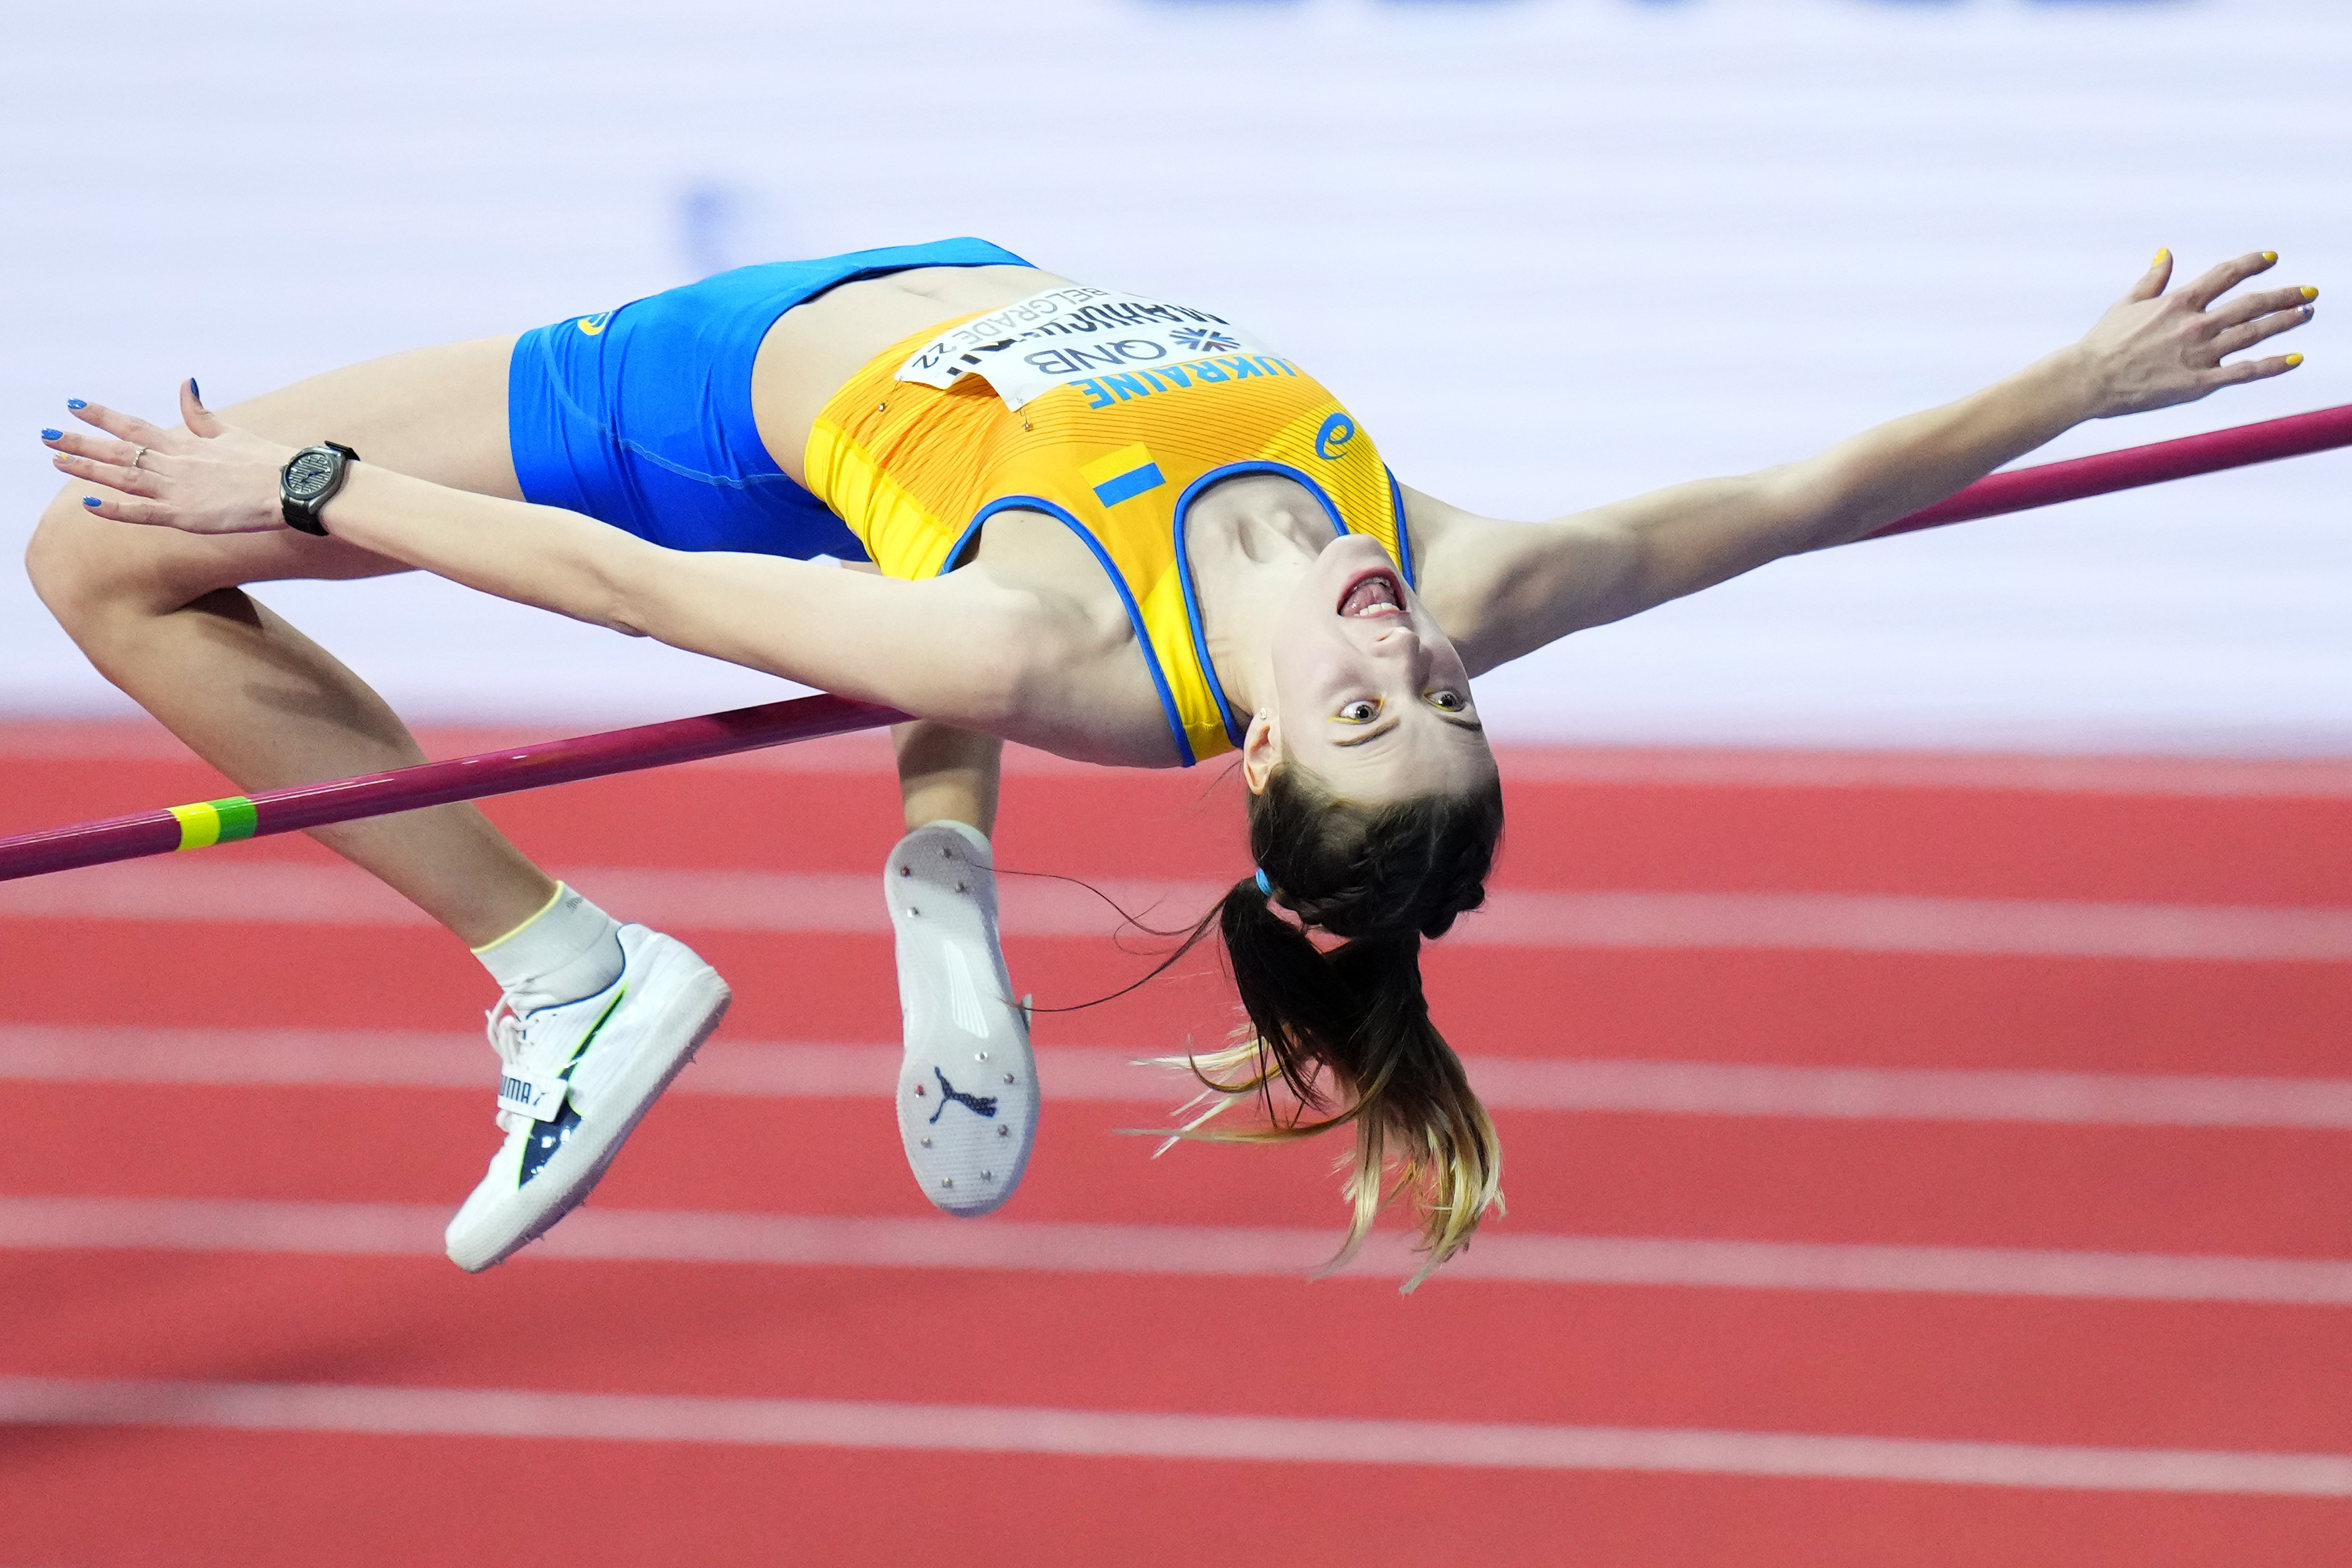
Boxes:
[1254,868,1273,896]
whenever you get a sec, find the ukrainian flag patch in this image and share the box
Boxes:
[1080,444,1165,509]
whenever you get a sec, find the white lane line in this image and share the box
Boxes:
[1472,1056,2352,1129]
[1465,888,2352,961]
[5,1197,2348,1306]
[6,1025,2348,1130]
[1,1375,2342,1495]
[4,860,2351,960]
[4,864,2352,963]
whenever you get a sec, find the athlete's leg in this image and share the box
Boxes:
[24,340,554,945]
[884,722,1035,1215]
[28,339,731,1270]
[892,720,1001,834]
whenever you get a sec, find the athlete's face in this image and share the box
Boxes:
[1244,533,1496,803]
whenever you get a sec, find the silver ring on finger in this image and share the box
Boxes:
[129,446,148,471]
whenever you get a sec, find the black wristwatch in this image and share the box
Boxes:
[280,442,360,536]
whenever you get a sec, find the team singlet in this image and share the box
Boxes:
[806,286,1415,766]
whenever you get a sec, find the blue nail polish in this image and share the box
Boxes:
[189,378,201,402]
[66,399,86,410]
[81,496,100,507]
[40,428,61,441]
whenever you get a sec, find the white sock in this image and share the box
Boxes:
[472,883,625,1012]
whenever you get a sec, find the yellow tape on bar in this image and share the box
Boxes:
[169,802,222,850]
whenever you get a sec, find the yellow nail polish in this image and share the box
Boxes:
[2263,251,2279,264]
[2302,286,2319,302]
[2286,353,2304,368]
[2153,247,2169,267]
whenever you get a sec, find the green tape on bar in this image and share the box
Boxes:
[211,797,258,843]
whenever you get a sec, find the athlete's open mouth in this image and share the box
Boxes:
[1338,569,1405,619]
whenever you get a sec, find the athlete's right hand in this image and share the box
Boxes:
[42,382,300,534]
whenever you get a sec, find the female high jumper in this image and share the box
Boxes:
[31,240,2314,1282]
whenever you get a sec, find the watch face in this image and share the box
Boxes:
[286,449,339,499]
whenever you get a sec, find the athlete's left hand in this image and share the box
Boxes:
[2074,249,2316,419]
[41,382,297,534]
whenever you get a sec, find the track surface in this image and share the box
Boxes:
[1,725,2347,1565]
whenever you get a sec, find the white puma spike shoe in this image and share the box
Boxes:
[887,821,1038,1217]
[444,924,730,1271]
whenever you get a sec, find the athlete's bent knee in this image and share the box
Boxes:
[26,491,108,627]
[24,486,184,642]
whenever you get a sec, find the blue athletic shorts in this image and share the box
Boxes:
[506,237,1034,559]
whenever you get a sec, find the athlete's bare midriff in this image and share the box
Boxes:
[749,264,1069,489]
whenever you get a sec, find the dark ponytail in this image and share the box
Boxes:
[1161,764,1506,1289]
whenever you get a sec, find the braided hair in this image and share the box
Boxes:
[1161,762,1506,1290]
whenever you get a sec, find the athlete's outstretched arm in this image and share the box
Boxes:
[41,392,1085,747]
[1410,250,2318,675]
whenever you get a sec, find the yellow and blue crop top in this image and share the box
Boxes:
[804,318,1414,766]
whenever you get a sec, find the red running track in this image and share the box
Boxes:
[1,726,2348,1565]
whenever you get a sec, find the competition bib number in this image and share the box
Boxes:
[895,286,1283,411]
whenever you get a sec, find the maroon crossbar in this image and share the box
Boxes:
[0,692,906,883]
[3,401,2348,885]
[1866,401,2352,540]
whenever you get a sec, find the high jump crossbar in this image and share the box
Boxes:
[1,400,2346,885]
[1860,398,2352,540]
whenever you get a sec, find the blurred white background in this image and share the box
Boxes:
[3,0,2346,752]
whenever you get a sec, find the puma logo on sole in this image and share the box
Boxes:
[927,1066,999,1124]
